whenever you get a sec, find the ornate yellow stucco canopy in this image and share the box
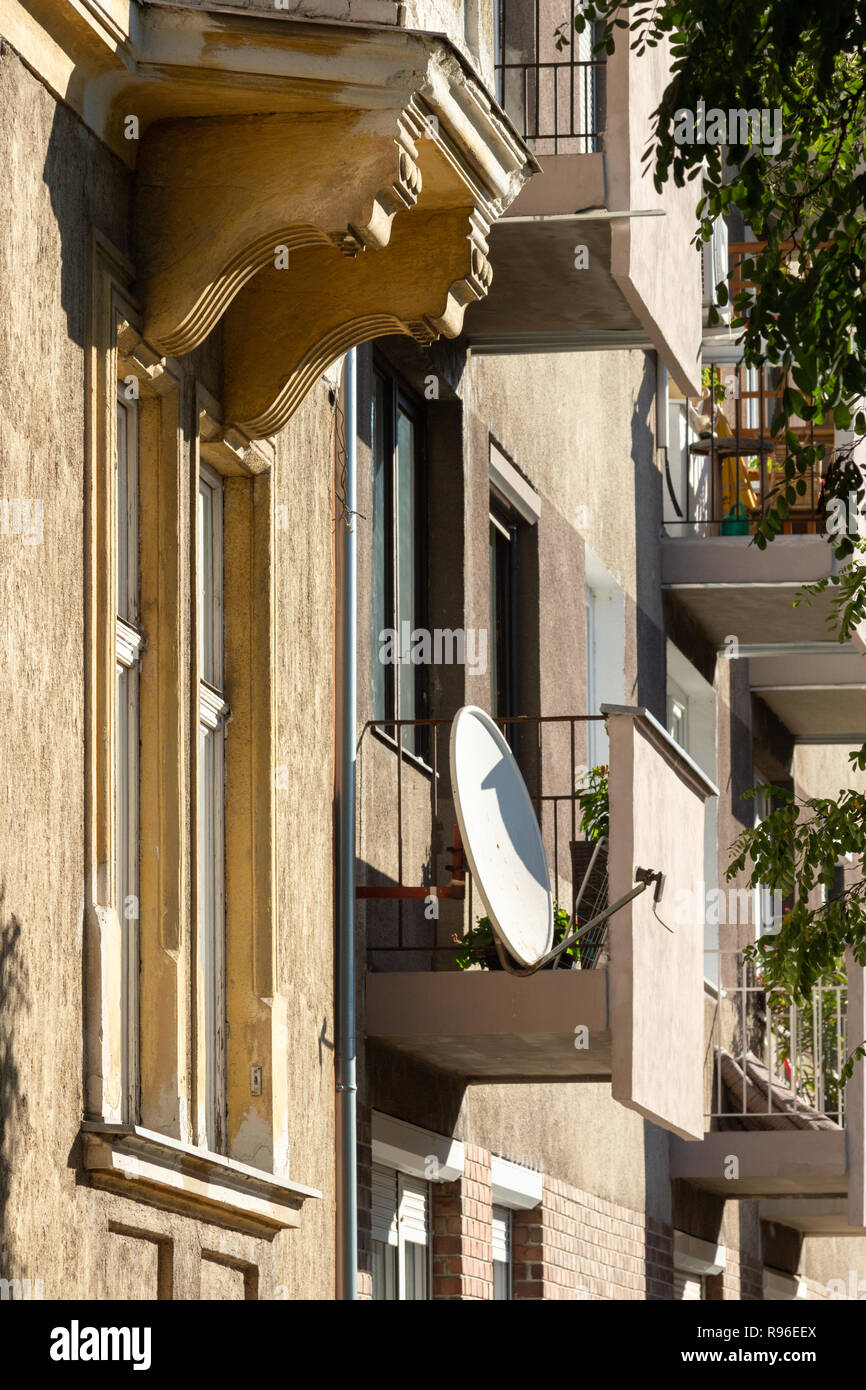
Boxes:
[5,1,536,442]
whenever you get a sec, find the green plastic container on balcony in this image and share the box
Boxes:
[720,503,751,536]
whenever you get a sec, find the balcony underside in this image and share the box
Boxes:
[464,217,647,353]
[759,1198,865,1236]
[662,537,866,737]
[671,1131,848,1199]
[366,969,611,1082]
[663,575,838,647]
[756,685,866,741]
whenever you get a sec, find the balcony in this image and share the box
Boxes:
[361,705,717,1140]
[671,950,866,1232]
[661,345,866,738]
[462,0,701,392]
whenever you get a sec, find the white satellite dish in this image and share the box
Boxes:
[450,706,553,967]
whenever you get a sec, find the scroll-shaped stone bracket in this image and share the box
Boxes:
[135,108,425,358]
[221,205,493,439]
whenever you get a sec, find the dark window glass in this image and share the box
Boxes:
[489,507,517,721]
[370,362,428,757]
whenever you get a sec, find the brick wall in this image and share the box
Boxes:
[706,1249,763,1300]
[355,1129,792,1301]
[512,1176,674,1300]
[431,1145,494,1299]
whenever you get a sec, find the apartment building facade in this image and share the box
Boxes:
[0,0,864,1302]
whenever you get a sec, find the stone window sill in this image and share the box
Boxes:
[81,1122,321,1238]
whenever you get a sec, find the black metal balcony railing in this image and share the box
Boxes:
[707,950,847,1130]
[357,713,608,970]
[495,1,606,154]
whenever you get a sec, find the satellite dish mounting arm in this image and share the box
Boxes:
[494,867,665,977]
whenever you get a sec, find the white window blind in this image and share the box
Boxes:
[399,1174,428,1244]
[371,1165,429,1300]
[674,1269,704,1301]
[371,1163,398,1246]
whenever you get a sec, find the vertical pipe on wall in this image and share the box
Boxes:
[336,348,358,1299]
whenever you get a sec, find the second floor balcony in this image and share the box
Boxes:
[361,705,717,1140]
[462,1,701,393]
[661,339,866,741]
[671,950,866,1234]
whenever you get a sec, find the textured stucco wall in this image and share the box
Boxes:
[0,43,334,1298]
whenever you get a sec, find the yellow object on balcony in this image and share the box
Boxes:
[716,411,759,513]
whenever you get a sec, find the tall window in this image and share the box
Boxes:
[492,1204,512,1300]
[116,390,142,1120]
[371,1164,430,1300]
[371,363,428,757]
[197,464,229,1152]
[489,503,517,726]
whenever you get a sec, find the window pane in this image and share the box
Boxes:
[198,721,224,1149]
[197,468,226,1152]
[404,1240,427,1301]
[116,402,129,618]
[396,406,416,730]
[492,1204,511,1300]
[198,479,215,686]
[371,374,389,723]
[490,514,516,742]
[372,1240,397,1301]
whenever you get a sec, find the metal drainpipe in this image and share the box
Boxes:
[336,347,358,1300]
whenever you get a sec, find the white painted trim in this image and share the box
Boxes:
[673,1230,726,1277]
[371,1112,464,1184]
[489,441,540,525]
[490,1155,543,1209]
[601,704,720,799]
[199,680,230,730]
[115,616,143,670]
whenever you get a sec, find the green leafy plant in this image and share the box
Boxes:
[575,765,609,842]
[729,786,866,1080]
[452,905,577,970]
[701,365,728,405]
[764,963,848,1120]
[554,0,866,1068]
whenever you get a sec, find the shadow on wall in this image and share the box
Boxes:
[631,356,666,721]
[0,887,29,1267]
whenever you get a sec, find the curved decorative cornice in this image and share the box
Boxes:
[136,112,425,356]
[221,206,493,439]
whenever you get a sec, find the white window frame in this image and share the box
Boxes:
[371,1162,430,1301]
[492,1203,512,1300]
[197,463,229,1153]
[116,389,143,1123]
[666,678,689,752]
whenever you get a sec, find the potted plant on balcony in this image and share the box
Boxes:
[574,763,609,842]
[570,765,610,966]
[452,904,578,971]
